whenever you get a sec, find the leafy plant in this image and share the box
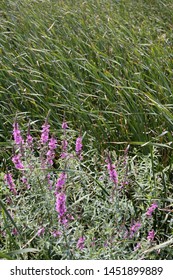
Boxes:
[0,119,172,259]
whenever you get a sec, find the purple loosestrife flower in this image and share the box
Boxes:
[75,136,83,154]
[108,163,118,184]
[130,221,141,238]
[147,230,155,242]
[62,121,68,130]
[26,123,33,147]
[48,137,57,150]
[62,139,68,151]
[4,173,17,195]
[13,122,23,145]
[40,121,50,144]
[60,139,68,159]
[37,227,45,237]
[106,157,118,185]
[46,137,57,165]
[12,154,24,169]
[55,193,67,225]
[26,134,33,147]
[60,152,68,159]
[12,228,18,236]
[52,230,61,237]
[55,172,67,193]
[77,236,85,250]
[46,150,55,166]
[146,203,158,217]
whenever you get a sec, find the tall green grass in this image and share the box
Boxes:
[0,0,173,153]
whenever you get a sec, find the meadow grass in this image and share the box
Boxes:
[0,0,173,150]
[0,0,173,259]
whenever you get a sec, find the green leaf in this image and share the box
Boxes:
[8,248,39,256]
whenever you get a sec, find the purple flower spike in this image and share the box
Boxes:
[46,137,57,165]
[26,134,33,147]
[26,123,33,147]
[48,137,57,150]
[130,221,141,237]
[13,122,23,145]
[12,154,24,169]
[37,227,45,237]
[52,230,61,237]
[60,152,68,159]
[147,230,155,241]
[55,172,67,192]
[4,173,17,195]
[146,203,158,217]
[60,139,68,159]
[62,139,68,151]
[46,149,55,166]
[75,136,83,154]
[41,121,50,144]
[77,236,85,250]
[55,193,66,215]
[55,192,67,225]
[108,163,118,184]
[12,228,18,236]
[62,121,68,130]
[106,156,118,185]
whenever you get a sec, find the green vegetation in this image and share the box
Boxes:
[0,0,173,259]
[1,120,173,260]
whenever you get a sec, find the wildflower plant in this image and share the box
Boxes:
[0,119,173,260]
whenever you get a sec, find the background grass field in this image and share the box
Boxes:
[1,0,173,148]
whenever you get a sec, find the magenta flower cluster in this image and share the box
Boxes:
[147,229,155,242]
[4,173,17,195]
[130,221,141,238]
[40,121,50,144]
[13,122,23,145]
[61,139,68,159]
[106,157,118,185]
[55,171,68,225]
[37,227,45,237]
[46,137,57,165]
[4,117,161,254]
[52,230,61,237]
[77,236,85,250]
[26,134,33,147]
[12,154,24,170]
[75,136,83,160]
[55,172,67,193]
[146,203,158,217]
[55,192,67,225]
[62,121,68,130]
[75,136,82,154]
